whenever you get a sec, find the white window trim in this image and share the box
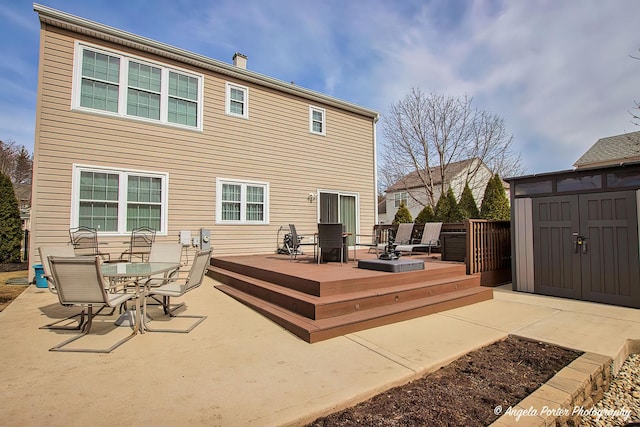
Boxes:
[216,178,269,224]
[71,164,169,236]
[72,41,204,131]
[394,191,408,208]
[225,82,249,119]
[309,105,326,136]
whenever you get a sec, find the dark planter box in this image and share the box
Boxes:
[441,232,466,262]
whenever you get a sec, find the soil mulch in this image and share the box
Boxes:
[307,335,582,426]
[0,262,29,273]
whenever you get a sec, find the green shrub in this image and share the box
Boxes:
[435,187,463,223]
[0,173,23,263]
[480,174,510,220]
[415,204,436,223]
[458,183,480,219]
[392,201,413,224]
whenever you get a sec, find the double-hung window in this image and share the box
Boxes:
[74,42,202,130]
[309,106,326,135]
[394,192,408,208]
[72,165,168,234]
[216,179,269,224]
[225,82,249,118]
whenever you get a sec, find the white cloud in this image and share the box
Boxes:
[3,0,639,173]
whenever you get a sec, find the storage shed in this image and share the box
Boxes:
[507,162,640,308]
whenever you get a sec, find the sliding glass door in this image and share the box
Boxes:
[318,191,357,246]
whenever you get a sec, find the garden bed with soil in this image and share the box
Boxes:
[307,335,582,426]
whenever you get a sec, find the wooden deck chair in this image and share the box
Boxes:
[48,256,136,353]
[143,249,211,333]
[395,222,443,255]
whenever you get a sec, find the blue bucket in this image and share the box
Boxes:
[33,264,47,288]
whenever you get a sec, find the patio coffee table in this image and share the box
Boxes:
[357,258,424,273]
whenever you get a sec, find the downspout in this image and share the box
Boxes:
[373,114,380,225]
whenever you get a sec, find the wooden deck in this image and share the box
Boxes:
[207,250,493,343]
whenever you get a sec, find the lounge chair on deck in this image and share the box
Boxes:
[377,223,414,252]
[395,222,443,255]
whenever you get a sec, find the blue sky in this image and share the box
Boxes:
[1,0,639,175]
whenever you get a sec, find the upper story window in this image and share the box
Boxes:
[74,42,203,130]
[216,178,269,224]
[394,192,408,208]
[72,165,168,235]
[226,82,249,119]
[309,106,326,135]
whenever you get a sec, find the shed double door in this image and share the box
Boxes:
[532,191,640,308]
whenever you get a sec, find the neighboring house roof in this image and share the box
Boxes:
[385,158,479,192]
[33,3,379,122]
[574,131,640,168]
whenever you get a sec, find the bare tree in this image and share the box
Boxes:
[380,88,523,208]
[0,140,33,206]
[0,140,18,177]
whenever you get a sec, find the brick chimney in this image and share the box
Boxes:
[232,52,247,69]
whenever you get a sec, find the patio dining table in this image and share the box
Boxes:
[101,262,181,334]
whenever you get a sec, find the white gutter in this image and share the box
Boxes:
[33,3,379,120]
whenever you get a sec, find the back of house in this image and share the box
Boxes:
[30,4,379,271]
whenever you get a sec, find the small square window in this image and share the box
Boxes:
[226,83,249,119]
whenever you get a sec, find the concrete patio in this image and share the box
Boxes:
[1,277,638,426]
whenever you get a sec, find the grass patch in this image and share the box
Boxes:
[0,270,30,311]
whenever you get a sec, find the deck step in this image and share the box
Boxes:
[215,284,493,343]
[211,257,467,296]
[210,266,480,320]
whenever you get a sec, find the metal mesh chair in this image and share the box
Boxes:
[143,249,211,333]
[47,256,136,353]
[69,226,110,262]
[287,224,317,261]
[121,227,156,261]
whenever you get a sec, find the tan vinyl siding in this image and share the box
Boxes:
[31,22,376,263]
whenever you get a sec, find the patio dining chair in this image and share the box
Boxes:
[69,226,111,262]
[143,249,211,333]
[38,245,88,330]
[355,228,382,259]
[395,222,443,256]
[120,227,156,262]
[47,256,137,353]
[287,224,317,261]
[143,242,183,306]
[317,223,346,265]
